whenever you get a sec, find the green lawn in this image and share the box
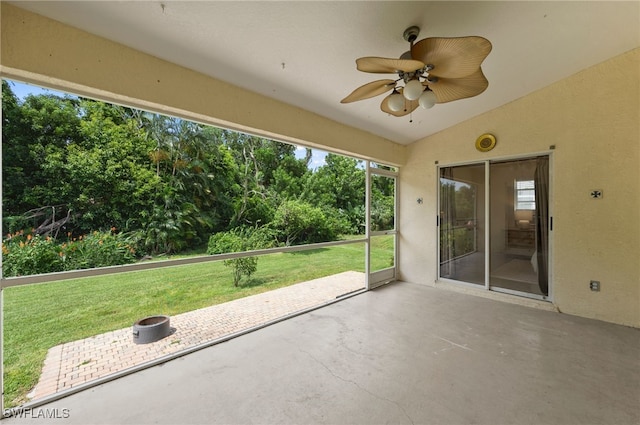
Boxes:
[3,236,394,407]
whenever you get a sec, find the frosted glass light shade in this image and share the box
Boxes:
[419,90,437,109]
[403,79,424,100]
[388,93,405,112]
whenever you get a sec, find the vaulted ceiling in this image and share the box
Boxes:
[10,1,640,145]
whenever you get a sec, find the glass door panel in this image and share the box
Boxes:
[489,157,549,298]
[439,164,485,285]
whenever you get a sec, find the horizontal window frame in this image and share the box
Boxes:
[0,238,367,289]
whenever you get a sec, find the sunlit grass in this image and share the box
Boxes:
[3,236,393,407]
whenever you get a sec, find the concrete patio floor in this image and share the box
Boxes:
[26,271,365,402]
[5,281,639,425]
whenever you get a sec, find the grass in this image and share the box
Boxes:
[2,236,394,407]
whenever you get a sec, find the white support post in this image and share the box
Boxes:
[1,82,5,416]
[365,161,371,290]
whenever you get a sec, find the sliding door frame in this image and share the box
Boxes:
[437,151,554,302]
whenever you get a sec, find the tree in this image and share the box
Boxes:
[133,114,239,253]
[66,100,158,234]
[303,154,365,234]
[2,82,82,225]
[270,155,310,201]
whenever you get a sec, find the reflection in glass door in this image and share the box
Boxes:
[439,164,485,286]
[489,157,549,298]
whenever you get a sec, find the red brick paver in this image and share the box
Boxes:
[28,271,365,401]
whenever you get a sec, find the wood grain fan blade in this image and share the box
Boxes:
[427,68,489,103]
[380,89,419,117]
[341,79,396,103]
[411,36,492,78]
[356,57,425,73]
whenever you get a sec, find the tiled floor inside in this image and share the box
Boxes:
[28,271,365,401]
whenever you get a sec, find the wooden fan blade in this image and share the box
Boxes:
[427,68,489,103]
[341,79,396,103]
[411,36,492,79]
[356,57,425,73]
[380,89,419,117]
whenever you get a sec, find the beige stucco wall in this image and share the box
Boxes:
[399,48,640,327]
[0,3,405,165]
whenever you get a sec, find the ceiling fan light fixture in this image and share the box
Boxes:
[419,89,437,109]
[342,26,491,118]
[387,91,405,112]
[403,79,424,100]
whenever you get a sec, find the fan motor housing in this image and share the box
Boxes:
[403,26,420,43]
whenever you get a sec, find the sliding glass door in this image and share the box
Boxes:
[439,156,550,300]
[439,163,486,286]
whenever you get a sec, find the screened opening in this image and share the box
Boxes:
[1,79,397,409]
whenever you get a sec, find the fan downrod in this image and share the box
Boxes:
[403,26,420,43]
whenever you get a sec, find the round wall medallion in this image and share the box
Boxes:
[475,133,496,152]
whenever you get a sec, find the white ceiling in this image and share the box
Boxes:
[11,1,640,145]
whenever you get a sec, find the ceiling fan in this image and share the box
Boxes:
[341,26,492,117]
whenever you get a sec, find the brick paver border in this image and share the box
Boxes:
[28,271,365,401]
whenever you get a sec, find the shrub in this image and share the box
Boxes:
[2,229,139,277]
[270,200,344,246]
[60,230,138,270]
[207,226,275,286]
[2,232,64,277]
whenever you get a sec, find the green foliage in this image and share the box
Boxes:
[303,154,366,234]
[2,233,63,277]
[1,80,389,268]
[60,230,138,270]
[3,215,35,235]
[270,200,345,246]
[223,132,311,228]
[439,179,476,260]
[439,225,475,260]
[207,226,275,286]
[137,116,240,251]
[68,100,159,233]
[2,81,82,219]
[371,175,395,231]
[2,230,138,277]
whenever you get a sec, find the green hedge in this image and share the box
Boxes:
[2,230,138,277]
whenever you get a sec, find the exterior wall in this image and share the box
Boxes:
[0,3,405,166]
[399,48,640,327]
